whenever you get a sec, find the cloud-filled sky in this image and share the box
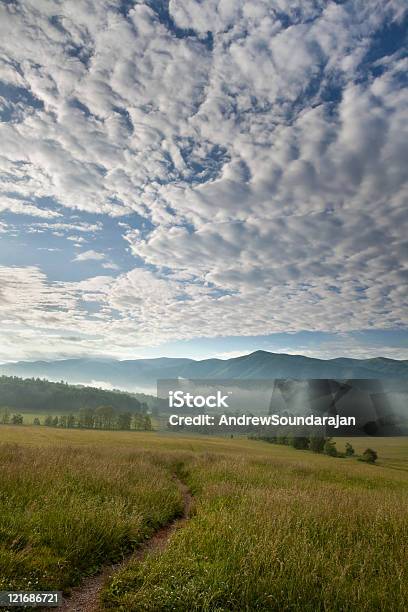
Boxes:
[0,0,407,362]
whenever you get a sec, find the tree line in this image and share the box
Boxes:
[255,435,378,463]
[0,405,152,431]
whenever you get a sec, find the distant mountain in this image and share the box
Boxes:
[0,351,407,392]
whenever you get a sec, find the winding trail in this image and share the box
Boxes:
[60,476,192,612]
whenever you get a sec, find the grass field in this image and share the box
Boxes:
[1,426,408,610]
[0,428,184,593]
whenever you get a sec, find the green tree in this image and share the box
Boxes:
[263,436,277,444]
[67,414,76,428]
[1,407,10,424]
[323,438,337,457]
[117,412,132,430]
[11,414,23,425]
[95,405,114,429]
[78,407,95,429]
[33,417,41,426]
[361,448,378,464]
[0,375,142,415]
[44,415,53,426]
[52,416,59,427]
[309,436,326,453]
[291,436,309,450]
[142,415,152,431]
[345,442,355,457]
[94,406,104,429]
[133,414,143,430]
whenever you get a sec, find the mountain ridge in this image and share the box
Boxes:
[1,351,407,392]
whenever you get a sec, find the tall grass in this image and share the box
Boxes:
[1,427,408,610]
[0,442,182,591]
[104,451,408,611]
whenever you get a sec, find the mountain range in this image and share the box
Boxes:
[1,351,407,392]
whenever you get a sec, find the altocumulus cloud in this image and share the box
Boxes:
[73,250,106,262]
[0,0,407,359]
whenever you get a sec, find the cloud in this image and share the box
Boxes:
[0,0,406,359]
[27,221,102,234]
[213,350,253,360]
[0,265,79,328]
[0,262,406,362]
[0,196,61,218]
[67,235,86,243]
[73,249,105,262]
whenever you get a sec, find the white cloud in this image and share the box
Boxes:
[213,350,253,360]
[0,0,406,359]
[0,197,61,218]
[102,262,120,270]
[28,221,102,234]
[73,249,105,262]
[0,262,406,362]
[67,235,86,243]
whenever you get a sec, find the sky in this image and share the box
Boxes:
[0,0,407,363]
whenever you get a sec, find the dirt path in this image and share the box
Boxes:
[60,476,192,612]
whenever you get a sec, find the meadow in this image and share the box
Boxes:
[0,429,183,593]
[1,426,408,611]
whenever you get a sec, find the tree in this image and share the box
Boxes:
[33,417,41,426]
[1,407,10,424]
[291,436,309,450]
[361,448,378,464]
[52,416,59,427]
[143,415,152,431]
[0,375,142,415]
[11,414,23,425]
[263,436,277,444]
[44,415,53,426]
[345,442,355,457]
[309,437,326,453]
[94,406,104,429]
[133,414,143,430]
[59,415,67,428]
[117,412,132,430]
[67,414,76,428]
[78,407,95,429]
[323,438,337,457]
[95,405,114,429]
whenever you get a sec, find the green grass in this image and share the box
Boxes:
[103,445,408,611]
[0,433,183,592]
[1,426,408,610]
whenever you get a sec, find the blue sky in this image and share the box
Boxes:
[0,0,407,362]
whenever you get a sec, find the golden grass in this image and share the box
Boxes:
[0,437,183,592]
[104,446,408,611]
[1,426,408,610]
